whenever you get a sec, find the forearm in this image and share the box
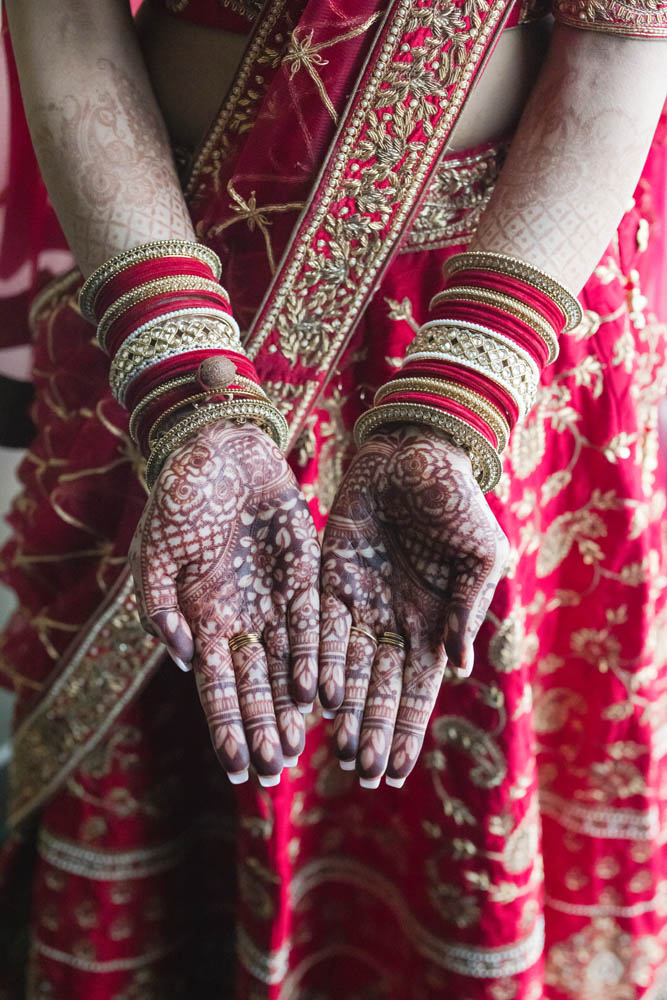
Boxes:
[5,0,194,277]
[471,26,667,293]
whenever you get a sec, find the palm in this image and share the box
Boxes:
[319,424,508,787]
[130,421,320,784]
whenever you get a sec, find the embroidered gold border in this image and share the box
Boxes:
[8,574,164,828]
[246,0,514,447]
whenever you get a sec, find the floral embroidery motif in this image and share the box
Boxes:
[553,0,667,37]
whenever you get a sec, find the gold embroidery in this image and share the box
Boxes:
[553,0,667,36]
[246,0,513,443]
[402,146,506,254]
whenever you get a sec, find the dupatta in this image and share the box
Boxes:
[5,0,515,827]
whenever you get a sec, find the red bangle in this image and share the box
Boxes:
[93,257,219,320]
[381,389,499,447]
[103,294,236,357]
[444,270,566,333]
[399,360,520,427]
[123,350,258,412]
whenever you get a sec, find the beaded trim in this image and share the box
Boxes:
[109,313,243,405]
[444,251,583,332]
[374,376,511,452]
[354,402,503,493]
[430,286,559,364]
[145,399,289,489]
[96,276,230,352]
[406,321,539,416]
[79,240,222,324]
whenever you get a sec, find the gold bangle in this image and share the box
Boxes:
[109,313,244,405]
[96,276,230,352]
[79,240,222,324]
[128,375,199,443]
[444,251,582,332]
[429,286,559,364]
[406,321,539,417]
[129,374,267,444]
[147,387,268,451]
[145,399,289,490]
[354,402,503,494]
[375,377,511,453]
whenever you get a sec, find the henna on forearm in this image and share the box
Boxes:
[471,26,667,292]
[5,0,194,275]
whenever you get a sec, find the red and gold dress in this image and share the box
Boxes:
[1,1,666,997]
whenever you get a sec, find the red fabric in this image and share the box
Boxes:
[1,3,666,999]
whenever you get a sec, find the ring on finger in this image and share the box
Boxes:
[378,631,407,649]
[228,632,263,652]
[350,624,377,644]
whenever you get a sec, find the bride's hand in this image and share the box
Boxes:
[319,423,508,788]
[129,421,320,786]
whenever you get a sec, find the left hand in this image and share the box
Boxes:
[318,423,509,788]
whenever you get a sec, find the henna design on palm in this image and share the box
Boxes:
[319,425,509,788]
[130,422,320,785]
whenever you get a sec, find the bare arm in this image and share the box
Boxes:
[471,25,667,292]
[4,0,194,276]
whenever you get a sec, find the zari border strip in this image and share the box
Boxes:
[8,573,164,829]
[282,857,544,980]
[246,0,515,447]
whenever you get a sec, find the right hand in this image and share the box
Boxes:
[129,421,320,786]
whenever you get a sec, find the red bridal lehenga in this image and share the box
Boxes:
[1,1,667,998]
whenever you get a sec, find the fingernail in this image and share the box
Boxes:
[321,709,335,720]
[227,768,249,785]
[170,654,192,673]
[386,776,406,789]
[298,702,314,715]
[339,759,356,772]
[359,776,382,790]
[456,639,475,679]
[258,773,281,788]
[283,755,299,768]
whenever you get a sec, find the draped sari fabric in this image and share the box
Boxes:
[1,0,667,997]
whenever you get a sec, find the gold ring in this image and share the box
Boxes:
[228,632,263,652]
[350,624,377,644]
[379,631,407,649]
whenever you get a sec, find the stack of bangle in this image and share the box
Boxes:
[355,251,582,493]
[80,240,288,489]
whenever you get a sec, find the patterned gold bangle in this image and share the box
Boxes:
[109,313,245,406]
[444,251,583,332]
[96,276,231,353]
[429,286,559,365]
[147,387,269,451]
[79,240,222,324]
[375,376,511,453]
[406,321,539,417]
[145,399,289,490]
[354,402,503,494]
